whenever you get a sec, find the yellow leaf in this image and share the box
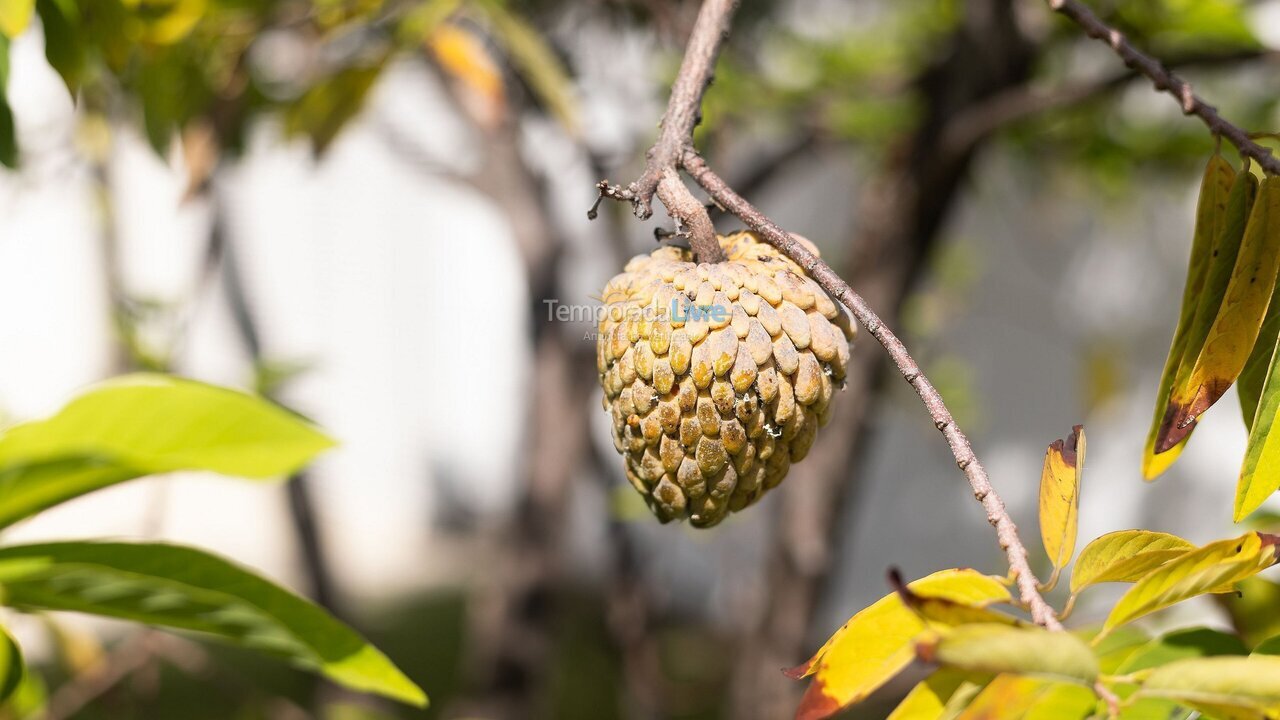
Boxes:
[790,569,1010,720]
[1040,425,1084,585]
[887,670,988,720]
[1103,533,1279,634]
[918,624,1099,683]
[128,0,206,45]
[1145,153,1236,478]
[1071,530,1194,594]
[953,675,1095,720]
[1164,176,1280,451]
[428,23,506,129]
[1023,683,1099,720]
[0,0,34,37]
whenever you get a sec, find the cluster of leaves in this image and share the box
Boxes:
[1142,151,1280,521]
[0,0,575,168]
[0,374,425,712]
[790,425,1280,720]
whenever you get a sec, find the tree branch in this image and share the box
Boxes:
[681,153,1062,629]
[600,0,735,263]
[593,0,1062,629]
[1046,0,1280,174]
[942,48,1278,154]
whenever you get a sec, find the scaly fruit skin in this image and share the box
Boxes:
[597,231,855,527]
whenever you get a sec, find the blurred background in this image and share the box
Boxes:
[2,0,1280,717]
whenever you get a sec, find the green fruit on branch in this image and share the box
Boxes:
[597,231,855,527]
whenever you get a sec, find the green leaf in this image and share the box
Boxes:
[1103,533,1277,634]
[1039,425,1084,585]
[283,62,386,155]
[1238,317,1280,520]
[0,623,24,705]
[35,0,85,93]
[0,374,334,529]
[1071,530,1195,594]
[1117,627,1249,673]
[1118,698,1195,720]
[0,541,426,707]
[1251,636,1280,656]
[0,34,15,168]
[0,0,35,37]
[3,658,46,717]
[920,624,1099,683]
[790,569,1011,719]
[1238,289,1280,433]
[1138,656,1280,716]
[1219,577,1280,648]
[1088,626,1152,674]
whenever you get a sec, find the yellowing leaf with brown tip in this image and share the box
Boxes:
[789,569,1010,720]
[1163,176,1280,451]
[1157,169,1259,454]
[1145,153,1236,478]
[1040,425,1084,586]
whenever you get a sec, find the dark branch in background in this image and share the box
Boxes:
[212,194,341,618]
[1047,0,1280,174]
[594,0,1062,629]
[943,47,1278,154]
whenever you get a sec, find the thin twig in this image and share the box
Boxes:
[591,0,1062,629]
[1094,680,1121,718]
[1046,0,1280,174]
[683,153,1062,629]
[600,0,735,263]
[45,632,159,720]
